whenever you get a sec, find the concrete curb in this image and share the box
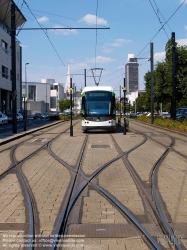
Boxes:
[129,118,187,137]
[0,120,64,146]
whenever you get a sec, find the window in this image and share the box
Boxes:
[28,85,36,100]
[2,66,8,79]
[2,40,8,53]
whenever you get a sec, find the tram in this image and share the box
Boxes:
[81,86,116,132]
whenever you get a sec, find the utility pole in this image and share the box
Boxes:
[150,43,154,124]
[172,32,176,120]
[123,78,126,135]
[11,4,17,133]
[70,78,73,136]
[120,85,122,120]
[84,69,86,87]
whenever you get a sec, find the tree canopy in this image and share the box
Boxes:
[58,99,73,111]
[143,38,187,112]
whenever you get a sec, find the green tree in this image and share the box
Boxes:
[144,39,187,111]
[58,99,71,111]
[136,92,149,112]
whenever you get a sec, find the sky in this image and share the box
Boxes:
[16,0,187,95]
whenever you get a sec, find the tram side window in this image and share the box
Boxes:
[112,95,116,115]
[81,96,85,116]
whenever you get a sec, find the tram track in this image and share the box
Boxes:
[47,130,164,249]
[0,120,79,250]
[0,120,186,249]
[127,120,187,249]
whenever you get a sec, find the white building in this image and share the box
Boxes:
[126,90,145,105]
[22,80,51,105]
[50,82,64,112]
[22,79,64,114]
[0,1,26,113]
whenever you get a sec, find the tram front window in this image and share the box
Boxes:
[84,91,113,116]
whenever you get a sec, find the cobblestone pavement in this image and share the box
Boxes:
[129,120,187,248]
[80,134,118,176]
[22,149,71,236]
[0,120,187,249]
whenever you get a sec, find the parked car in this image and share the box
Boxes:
[41,112,49,119]
[17,113,23,121]
[0,113,3,125]
[34,113,42,119]
[2,114,8,125]
[162,113,171,119]
[176,108,187,119]
[6,114,20,123]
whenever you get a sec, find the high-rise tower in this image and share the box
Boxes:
[125,54,139,92]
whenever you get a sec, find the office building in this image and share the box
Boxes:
[125,54,139,92]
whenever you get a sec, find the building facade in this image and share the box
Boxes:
[22,80,51,115]
[125,54,139,93]
[0,1,26,114]
[50,82,64,112]
[22,79,65,114]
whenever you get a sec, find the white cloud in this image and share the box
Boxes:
[86,56,114,64]
[37,16,49,23]
[102,38,132,53]
[111,39,132,47]
[52,25,78,36]
[176,39,187,46]
[79,14,107,25]
[180,0,187,3]
[102,48,113,53]
[154,52,165,62]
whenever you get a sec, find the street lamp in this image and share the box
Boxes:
[22,94,27,131]
[24,63,29,131]
[25,63,29,97]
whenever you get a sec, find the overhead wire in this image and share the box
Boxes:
[22,0,69,76]
[136,0,187,58]
[20,6,108,27]
[148,0,169,39]
[152,0,172,32]
[95,0,99,69]
[22,8,72,28]
[101,73,124,85]
[101,68,124,79]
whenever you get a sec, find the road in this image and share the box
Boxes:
[0,118,56,139]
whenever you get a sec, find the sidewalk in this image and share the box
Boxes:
[0,120,62,145]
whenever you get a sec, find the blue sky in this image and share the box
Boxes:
[16,0,187,95]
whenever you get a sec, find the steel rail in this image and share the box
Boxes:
[48,133,157,249]
[49,134,88,250]
[10,146,35,250]
[0,121,80,250]
[122,126,184,250]
[152,145,183,250]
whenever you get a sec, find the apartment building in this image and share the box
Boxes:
[0,0,26,113]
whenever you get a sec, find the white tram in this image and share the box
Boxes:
[81,86,116,132]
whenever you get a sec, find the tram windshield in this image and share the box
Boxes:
[82,91,115,116]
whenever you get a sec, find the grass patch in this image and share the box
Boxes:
[136,116,187,133]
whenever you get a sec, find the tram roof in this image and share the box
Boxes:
[82,86,114,94]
